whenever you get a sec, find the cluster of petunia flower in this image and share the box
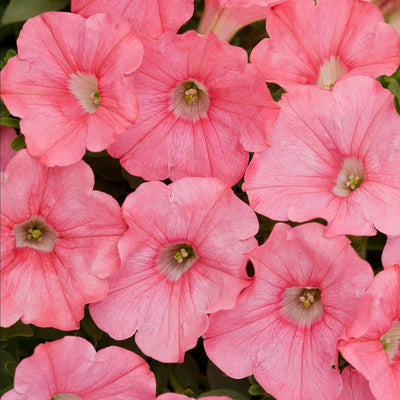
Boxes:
[1,0,400,399]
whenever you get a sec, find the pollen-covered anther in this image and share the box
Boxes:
[174,248,189,263]
[14,216,57,252]
[346,175,361,190]
[184,88,198,102]
[333,157,365,197]
[379,320,400,362]
[282,286,323,326]
[26,227,43,242]
[170,79,210,121]
[299,288,318,307]
[158,243,199,281]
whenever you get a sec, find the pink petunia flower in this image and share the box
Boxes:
[338,366,376,400]
[1,336,156,400]
[382,235,400,268]
[158,394,232,400]
[90,177,258,362]
[108,30,279,186]
[243,76,400,237]
[197,0,271,42]
[338,265,400,400]
[251,0,400,90]
[0,150,127,330]
[0,12,143,166]
[1,126,17,180]
[71,0,194,40]
[203,222,373,400]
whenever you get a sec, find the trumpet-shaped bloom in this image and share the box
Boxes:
[1,126,17,179]
[72,0,194,39]
[243,76,400,237]
[251,0,400,90]
[0,12,143,166]
[382,235,400,268]
[1,336,156,400]
[338,366,375,400]
[338,265,400,400]
[197,0,270,42]
[203,222,373,400]
[108,31,278,186]
[1,150,126,330]
[90,177,258,362]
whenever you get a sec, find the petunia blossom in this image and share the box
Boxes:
[338,265,400,400]
[1,150,127,330]
[72,0,194,40]
[338,366,376,400]
[382,235,400,268]
[1,336,156,400]
[108,30,279,186]
[203,222,373,400]
[251,0,400,91]
[1,126,17,180]
[90,177,258,362]
[197,0,271,42]
[0,12,143,166]
[243,76,400,237]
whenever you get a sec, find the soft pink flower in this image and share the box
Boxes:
[72,0,194,39]
[243,76,400,237]
[1,150,126,330]
[1,126,17,179]
[1,336,156,400]
[90,177,258,362]
[338,265,400,400]
[251,0,400,90]
[382,235,400,268]
[108,31,278,186]
[158,394,232,400]
[0,12,143,166]
[203,222,373,400]
[338,366,376,400]
[197,0,270,42]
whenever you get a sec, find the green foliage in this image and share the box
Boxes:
[10,134,25,150]
[0,48,16,68]
[1,0,70,25]
[0,321,33,341]
[379,66,400,115]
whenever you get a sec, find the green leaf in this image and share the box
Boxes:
[388,78,400,99]
[4,361,17,377]
[2,0,70,25]
[10,134,25,150]
[150,360,169,396]
[0,321,33,341]
[175,353,200,392]
[0,48,17,69]
[199,389,249,400]
[248,384,266,395]
[81,313,103,341]
[1,117,20,129]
